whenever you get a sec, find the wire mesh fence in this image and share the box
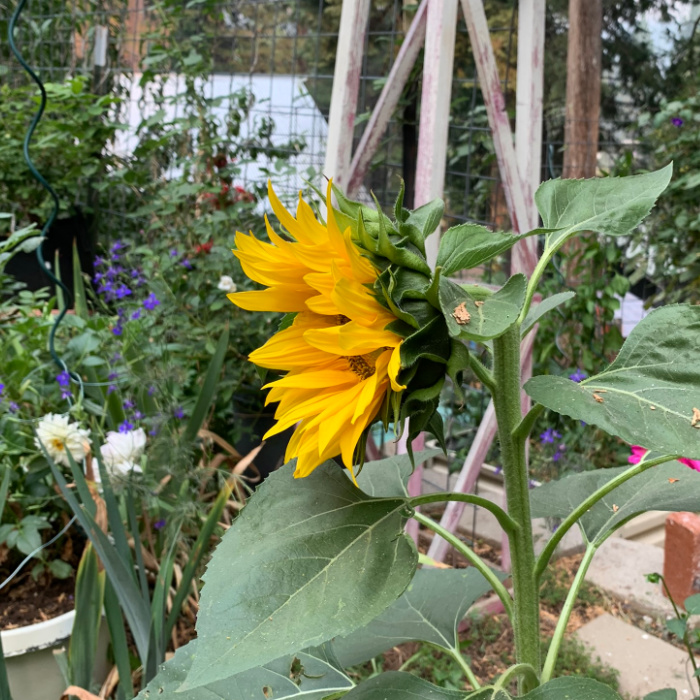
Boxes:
[0,0,652,487]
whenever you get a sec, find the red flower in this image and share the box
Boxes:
[194,240,213,255]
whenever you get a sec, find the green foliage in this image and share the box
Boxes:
[530,461,700,545]
[629,95,700,305]
[341,672,467,699]
[0,77,118,227]
[333,568,499,668]
[184,459,418,688]
[526,305,700,460]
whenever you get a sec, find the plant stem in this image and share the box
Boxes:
[468,354,496,393]
[448,644,482,691]
[492,325,541,690]
[409,493,519,535]
[535,453,678,579]
[541,543,597,683]
[493,663,540,692]
[657,574,700,693]
[412,511,513,619]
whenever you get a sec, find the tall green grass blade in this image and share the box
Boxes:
[164,485,229,640]
[72,241,89,320]
[151,534,178,668]
[103,580,133,700]
[45,450,152,664]
[66,452,96,519]
[125,489,149,601]
[0,468,10,517]
[68,542,106,690]
[0,632,13,700]
[95,442,135,582]
[181,326,229,445]
[54,249,65,311]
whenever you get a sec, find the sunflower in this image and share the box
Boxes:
[227,182,405,479]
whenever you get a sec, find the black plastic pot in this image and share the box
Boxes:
[4,211,94,300]
[232,386,294,481]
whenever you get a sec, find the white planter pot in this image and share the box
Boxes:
[2,609,110,700]
[1,609,76,700]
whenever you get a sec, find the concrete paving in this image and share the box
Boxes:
[585,538,675,618]
[576,614,698,699]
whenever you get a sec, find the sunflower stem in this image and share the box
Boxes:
[492,324,540,691]
[468,354,496,393]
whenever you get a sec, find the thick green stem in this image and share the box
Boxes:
[535,453,678,579]
[492,325,541,689]
[413,511,514,619]
[493,663,540,692]
[409,493,518,535]
[541,543,596,682]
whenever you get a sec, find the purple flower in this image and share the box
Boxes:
[123,399,135,410]
[131,310,141,320]
[118,420,134,433]
[173,406,185,419]
[94,255,105,267]
[154,518,166,530]
[115,284,132,299]
[493,465,503,475]
[169,249,178,257]
[147,386,156,396]
[133,410,144,420]
[671,117,684,127]
[111,241,126,253]
[569,369,587,383]
[108,372,119,381]
[111,353,122,363]
[112,324,123,336]
[181,259,192,270]
[107,384,117,395]
[8,401,19,413]
[56,370,71,387]
[540,428,561,445]
[0,383,4,396]
[148,426,159,436]
[143,293,160,311]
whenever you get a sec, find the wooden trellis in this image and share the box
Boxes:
[324,0,545,567]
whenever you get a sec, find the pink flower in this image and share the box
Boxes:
[629,445,700,472]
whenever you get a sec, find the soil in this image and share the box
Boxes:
[0,534,82,630]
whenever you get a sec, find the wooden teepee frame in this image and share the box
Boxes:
[323,0,546,567]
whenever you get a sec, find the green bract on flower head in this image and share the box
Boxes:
[331,182,527,460]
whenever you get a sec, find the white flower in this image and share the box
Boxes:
[217,275,237,293]
[35,413,91,467]
[99,428,146,476]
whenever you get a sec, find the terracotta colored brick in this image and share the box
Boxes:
[663,512,700,608]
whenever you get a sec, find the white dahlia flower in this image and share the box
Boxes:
[99,428,146,476]
[35,413,92,466]
[217,275,237,293]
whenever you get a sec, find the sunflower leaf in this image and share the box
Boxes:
[530,460,700,545]
[521,291,576,336]
[439,274,527,342]
[524,304,700,459]
[183,461,418,688]
[465,677,623,700]
[446,339,471,403]
[437,224,526,276]
[136,639,354,700]
[398,197,444,255]
[332,565,495,666]
[338,671,468,699]
[400,316,452,368]
[355,450,440,498]
[536,163,672,249]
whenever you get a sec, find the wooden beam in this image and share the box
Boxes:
[403,0,459,543]
[459,0,529,235]
[346,0,428,198]
[323,0,371,190]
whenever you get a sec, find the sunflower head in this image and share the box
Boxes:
[227,180,467,479]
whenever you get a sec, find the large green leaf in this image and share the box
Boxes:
[536,164,672,248]
[333,568,497,667]
[183,461,418,689]
[525,305,700,460]
[530,461,700,544]
[341,672,467,699]
[355,451,440,498]
[466,678,623,699]
[521,292,576,337]
[440,274,527,342]
[437,224,525,276]
[136,640,354,700]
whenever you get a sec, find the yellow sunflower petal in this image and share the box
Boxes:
[227,286,313,313]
